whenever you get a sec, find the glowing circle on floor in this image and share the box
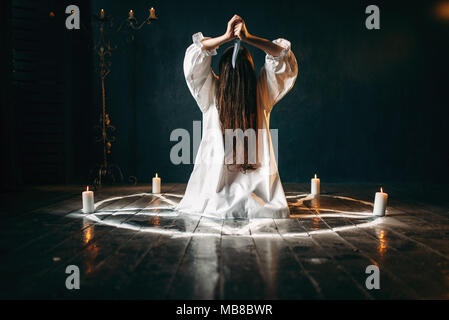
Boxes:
[68,192,384,238]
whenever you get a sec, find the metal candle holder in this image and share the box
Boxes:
[89,8,158,188]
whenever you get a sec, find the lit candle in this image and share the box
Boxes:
[149,7,156,19]
[82,186,95,214]
[129,9,134,19]
[100,8,105,19]
[311,173,320,196]
[152,173,161,194]
[373,187,388,216]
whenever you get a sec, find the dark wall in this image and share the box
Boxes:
[88,0,449,183]
[1,0,95,190]
[3,0,449,187]
[1,0,15,189]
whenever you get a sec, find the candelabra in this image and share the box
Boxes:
[88,7,158,188]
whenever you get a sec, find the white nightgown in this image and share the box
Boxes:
[176,32,298,219]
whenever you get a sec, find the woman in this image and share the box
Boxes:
[176,15,298,219]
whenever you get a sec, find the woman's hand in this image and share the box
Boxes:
[234,20,250,41]
[224,15,242,42]
[199,15,246,52]
[233,19,284,57]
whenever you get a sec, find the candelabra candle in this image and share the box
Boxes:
[149,7,157,19]
[100,8,104,19]
[129,9,134,19]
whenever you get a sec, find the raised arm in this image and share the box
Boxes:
[234,16,298,112]
[184,15,244,112]
[233,17,284,57]
[200,15,242,51]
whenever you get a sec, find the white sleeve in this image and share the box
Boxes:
[258,38,298,112]
[183,32,217,112]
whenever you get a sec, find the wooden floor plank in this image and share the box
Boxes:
[251,219,323,299]
[303,197,420,299]
[106,214,202,299]
[220,235,266,299]
[2,193,171,299]
[2,183,449,299]
[167,216,223,299]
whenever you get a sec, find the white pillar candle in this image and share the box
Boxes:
[82,186,95,214]
[373,187,388,216]
[152,173,161,194]
[311,174,320,195]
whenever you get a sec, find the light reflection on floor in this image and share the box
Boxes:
[82,220,99,274]
[68,193,384,239]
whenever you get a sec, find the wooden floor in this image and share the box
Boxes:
[1,183,449,299]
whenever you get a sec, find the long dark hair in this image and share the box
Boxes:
[215,45,259,173]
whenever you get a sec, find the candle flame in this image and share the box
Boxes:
[101,9,104,12]
[86,186,89,191]
[314,174,317,179]
[155,173,158,178]
[380,187,383,193]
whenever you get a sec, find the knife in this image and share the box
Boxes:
[231,39,241,69]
